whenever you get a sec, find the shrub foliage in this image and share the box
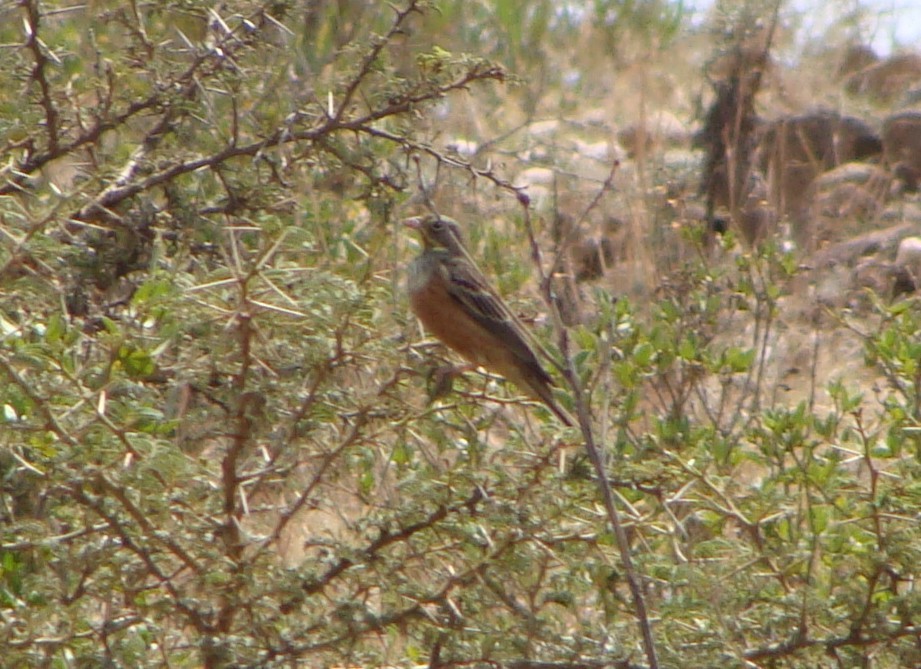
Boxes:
[0,1,918,668]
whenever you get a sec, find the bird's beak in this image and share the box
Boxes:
[403,216,423,230]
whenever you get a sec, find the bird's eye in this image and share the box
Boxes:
[431,219,444,231]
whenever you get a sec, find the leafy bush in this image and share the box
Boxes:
[1,2,918,668]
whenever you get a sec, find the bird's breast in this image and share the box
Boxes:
[408,270,494,369]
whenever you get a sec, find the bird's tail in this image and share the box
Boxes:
[529,380,576,427]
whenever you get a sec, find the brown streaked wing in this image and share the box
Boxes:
[441,256,549,382]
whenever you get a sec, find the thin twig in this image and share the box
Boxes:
[515,200,660,668]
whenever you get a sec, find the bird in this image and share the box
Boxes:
[404,213,574,427]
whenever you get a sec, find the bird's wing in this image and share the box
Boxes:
[441,255,550,382]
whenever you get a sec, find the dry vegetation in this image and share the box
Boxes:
[1,1,919,668]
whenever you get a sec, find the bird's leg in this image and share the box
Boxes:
[426,363,476,402]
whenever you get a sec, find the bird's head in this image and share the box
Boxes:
[404,214,466,255]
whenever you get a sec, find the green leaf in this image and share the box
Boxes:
[678,336,696,361]
[133,278,172,304]
[45,313,66,343]
[710,437,732,462]
[724,346,755,373]
[634,341,654,367]
[359,468,375,496]
[118,345,155,379]
[810,505,829,534]
[392,441,411,465]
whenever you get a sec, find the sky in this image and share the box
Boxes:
[793,0,921,54]
[686,0,921,57]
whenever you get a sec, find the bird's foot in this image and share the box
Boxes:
[426,364,474,402]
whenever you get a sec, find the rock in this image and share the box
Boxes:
[882,111,921,193]
[571,222,625,282]
[811,163,889,244]
[527,119,561,138]
[845,52,921,101]
[515,167,556,187]
[895,236,921,285]
[758,111,883,248]
[446,138,478,157]
[809,222,919,270]
[837,44,879,78]
[618,110,689,157]
[813,162,887,189]
[732,172,776,247]
[851,260,914,302]
[578,107,614,129]
[879,202,921,225]
[902,86,921,107]
[574,138,619,163]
